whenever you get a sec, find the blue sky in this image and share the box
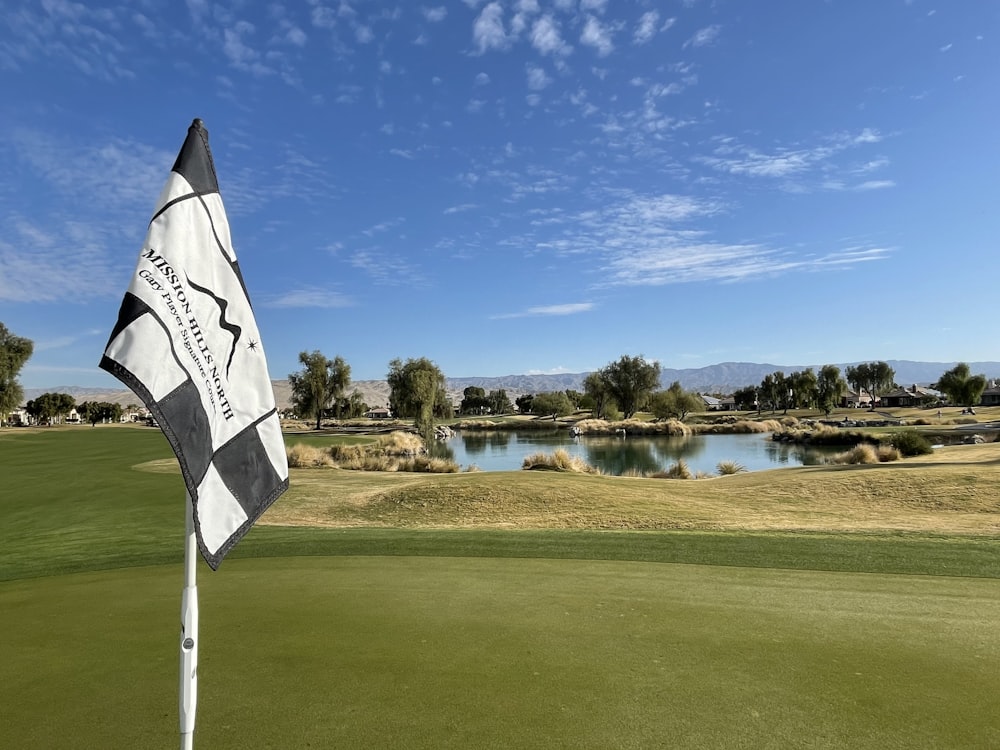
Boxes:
[1,1,997,389]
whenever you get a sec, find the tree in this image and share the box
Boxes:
[758,372,783,412]
[934,363,987,409]
[487,389,512,415]
[530,391,574,418]
[732,386,758,412]
[0,323,33,426]
[288,351,351,429]
[387,357,447,436]
[600,355,662,419]
[515,394,534,414]
[460,386,489,415]
[25,392,75,425]
[649,382,703,422]
[582,371,614,420]
[845,361,895,411]
[788,368,818,411]
[815,365,847,417]
[77,400,122,425]
[333,390,368,419]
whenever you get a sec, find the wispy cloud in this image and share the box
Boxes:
[472,2,508,53]
[265,287,354,308]
[580,16,614,56]
[491,302,595,319]
[633,11,660,45]
[696,129,887,183]
[444,203,478,214]
[684,24,721,48]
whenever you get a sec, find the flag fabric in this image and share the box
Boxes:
[101,119,288,570]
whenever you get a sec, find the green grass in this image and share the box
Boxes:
[3,426,1000,748]
[4,557,1000,749]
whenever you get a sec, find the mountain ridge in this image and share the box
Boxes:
[23,360,1000,410]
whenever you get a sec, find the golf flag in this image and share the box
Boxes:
[100,119,288,570]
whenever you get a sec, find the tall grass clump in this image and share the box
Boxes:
[651,460,693,479]
[286,444,334,468]
[716,460,747,475]
[378,431,426,456]
[398,456,460,473]
[889,430,934,457]
[830,444,879,465]
[522,449,601,474]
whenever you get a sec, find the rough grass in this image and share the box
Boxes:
[289,431,459,473]
[522,449,602,474]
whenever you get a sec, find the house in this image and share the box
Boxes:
[701,395,722,411]
[719,396,737,412]
[880,384,939,409]
[980,387,1000,406]
[365,407,392,419]
[840,389,873,409]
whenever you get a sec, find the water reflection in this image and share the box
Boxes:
[442,430,839,475]
[582,437,661,476]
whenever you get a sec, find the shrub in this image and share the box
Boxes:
[830,444,879,465]
[378,431,426,456]
[522,449,601,474]
[399,456,460,473]
[876,445,900,462]
[716,460,747,475]
[889,430,933,457]
[286,444,333,468]
[651,460,692,479]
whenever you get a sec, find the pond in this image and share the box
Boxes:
[431,430,841,475]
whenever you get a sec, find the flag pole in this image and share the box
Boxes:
[180,492,199,749]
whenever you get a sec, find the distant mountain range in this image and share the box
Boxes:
[23,360,1000,410]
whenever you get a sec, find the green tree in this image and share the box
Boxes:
[77,400,122,425]
[758,372,783,412]
[788,368,818,410]
[934,363,988,409]
[25,392,75,425]
[649,381,703,421]
[845,361,895,411]
[732,386,758,412]
[515,394,534,414]
[460,386,489,414]
[530,391,574,418]
[0,323,33,426]
[600,355,661,419]
[288,351,351,429]
[387,357,447,437]
[487,389,512,415]
[582,371,614,420]
[815,365,847,417]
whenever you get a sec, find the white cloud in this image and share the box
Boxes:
[472,2,508,53]
[855,179,895,191]
[580,16,613,56]
[265,287,354,308]
[444,203,478,214]
[422,6,447,22]
[633,11,659,45]
[685,24,721,48]
[531,15,571,56]
[491,302,594,319]
[526,64,552,90]
[475,72,491,85]
[355,24,374,43]
[580,0,607,12]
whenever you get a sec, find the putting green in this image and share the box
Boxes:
[4,556,999,749]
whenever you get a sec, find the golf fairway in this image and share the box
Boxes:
[3,556,999,749]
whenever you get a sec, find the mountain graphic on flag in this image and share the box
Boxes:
[101,119,289,569]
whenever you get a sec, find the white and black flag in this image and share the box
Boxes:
[101,119,288,570]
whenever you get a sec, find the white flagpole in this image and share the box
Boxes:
[180,492,199,749]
